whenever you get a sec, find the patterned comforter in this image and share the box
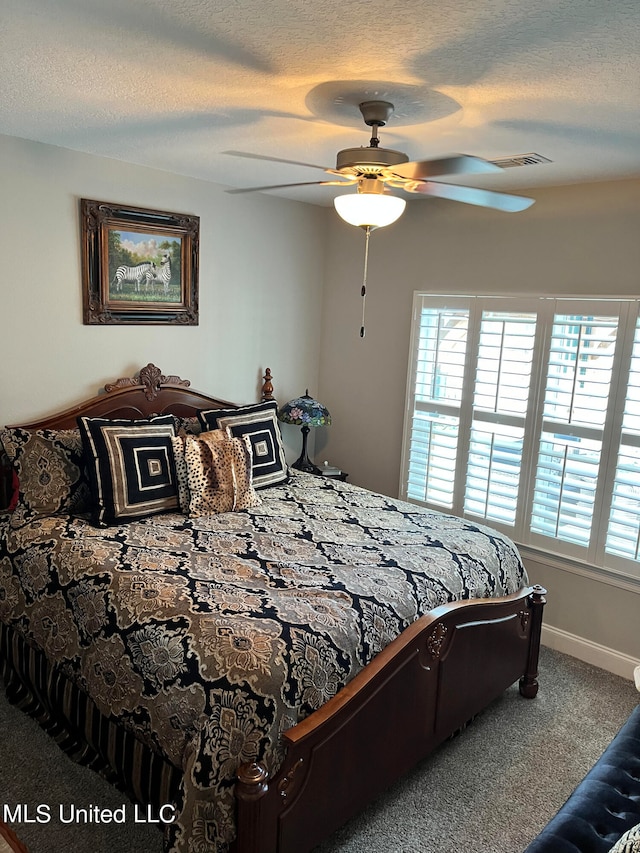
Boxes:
[0,471,528,852]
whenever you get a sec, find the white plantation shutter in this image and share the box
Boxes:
[404,300,468,508]
[606,316,640,562]
[401,295,640,579]
[464,311,536,526]
[530,313,618,550]
[406,412,459,506]
[531,433,602,546]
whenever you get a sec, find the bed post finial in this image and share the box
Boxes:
[261,368,274,402]
[235,762,271,853]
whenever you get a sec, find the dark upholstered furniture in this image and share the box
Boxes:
[524,704,640,853]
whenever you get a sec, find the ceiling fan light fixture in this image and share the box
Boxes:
[333,190,406,229]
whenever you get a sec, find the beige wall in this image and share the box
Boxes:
[317,177,640,667]
[0,134,328,467]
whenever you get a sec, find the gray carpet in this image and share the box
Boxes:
[1,646,638,853]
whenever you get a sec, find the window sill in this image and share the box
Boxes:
[517,543,640,594]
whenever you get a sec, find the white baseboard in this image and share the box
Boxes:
[542,624,640,682]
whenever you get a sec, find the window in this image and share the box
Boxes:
[401,295,640,579]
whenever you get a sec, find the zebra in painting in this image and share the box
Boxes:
[111,262,156,292]
[144,254,172,296]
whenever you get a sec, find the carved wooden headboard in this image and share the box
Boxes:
[0,363,275,509]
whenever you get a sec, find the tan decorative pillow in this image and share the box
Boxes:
[183,430,260,517]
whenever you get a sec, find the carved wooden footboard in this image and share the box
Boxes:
[234,585,546,853]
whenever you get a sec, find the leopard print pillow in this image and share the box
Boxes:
[183,429,260,517]
[170,434,190,513]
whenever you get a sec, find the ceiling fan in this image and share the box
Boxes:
[227,100,535,338]
[226,99,535,218]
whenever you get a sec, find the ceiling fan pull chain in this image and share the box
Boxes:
[360,225,371,338]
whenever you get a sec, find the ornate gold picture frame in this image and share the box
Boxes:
[81,199,199,325]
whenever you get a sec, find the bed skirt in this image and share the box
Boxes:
[0,622,181,821]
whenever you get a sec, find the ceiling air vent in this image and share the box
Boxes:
[490,153,552,169]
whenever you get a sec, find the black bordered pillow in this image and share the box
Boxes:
[0,427,92,526]
[197,401,288,489]
[78,415,178,526]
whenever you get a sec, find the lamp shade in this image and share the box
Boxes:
[277,391,331,474]
[277,392,331,427]
[334,192,406,229]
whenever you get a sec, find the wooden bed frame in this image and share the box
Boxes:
[0,363,546,853]
[0,820,29,853]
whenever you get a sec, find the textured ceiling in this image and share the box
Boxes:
[2,0,639,206]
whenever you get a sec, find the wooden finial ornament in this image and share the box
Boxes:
[105,363,190,401]
[261,368,274,401]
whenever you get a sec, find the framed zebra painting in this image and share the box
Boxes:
[81,199,199,324]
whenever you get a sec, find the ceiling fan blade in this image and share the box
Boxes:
[390,154,502,181]
[223,150,331,172]
[412,181,535,212]
[226,179,353,194]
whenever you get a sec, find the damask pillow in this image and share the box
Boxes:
[78,415,178,526]
[197,401,288,489]
[0,426,91,525]
[608,822,640,853]
[183,429,260,517]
